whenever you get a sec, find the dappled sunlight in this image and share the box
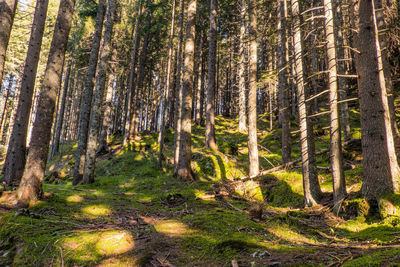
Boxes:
[96,230,135,255]
[151,219,193,237]
[266,222,318,245]
[81,205,111,216]
[66,194,84,203]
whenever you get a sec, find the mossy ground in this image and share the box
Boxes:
[0,113,400,266]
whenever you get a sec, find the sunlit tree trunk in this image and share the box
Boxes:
[247,0,259,177]
[324,0,346,209]
[238,0,247,133]
[72,0,106,185]
[291,0,322,206]
[16,0,75,205]
[3,0,49,186]
[176,0,197,180]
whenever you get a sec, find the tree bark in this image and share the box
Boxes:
[0,0,18,88]
[0,75,13,141]
[176,0,197,180]
[277,0,291,164]
[355,0,400,201]
[247,0,259,177]
[323,0,347,208]
[72,0,106,185]
[82,0,116,184]
[238,0,247,133]
[205,0,217,149]
[291,0,322,206]
[2,0,49,186]
[16,0,75,205]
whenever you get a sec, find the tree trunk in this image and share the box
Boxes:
[0,0,18,87]
[291,0,322,206]
[2,0,49,186]
[238,0,247,133]
[324,0,347,209]
[356,0,400,201]
[16,0,75,205]
[50,61,72,159]
[82,0,115,184]
[72,0,106,185]
[205,0,217,149]
[277,0,291,164]
[176,0,197,180]
[0,75,13,141]
[247,0,259,177]
[158,0,176,167]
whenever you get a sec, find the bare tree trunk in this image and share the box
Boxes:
[0,75,13,141]
[176,0,197,180]
[72,0,106,185]
[50,61,72,159]
[277,0,291,164]
[173,0,184,171]
[205,0,217,149]
[324,0,346,209]
[356,0,400,202]
[238,0,247,133]
[2,0,49,186]
[247,0,259,177]
[16,0,75,205]
[0,0,18,87]
[158,0,176,167]
[291,0,322,206]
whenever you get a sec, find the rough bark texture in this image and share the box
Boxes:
[205,0,217,149]
[158,0,176,166]
[173,0,184,171]
[3,0,49,186]
[50,61,72,159]
[72,0,106,185]
[82,0,116,184]
[324,0,346,208]
[0,0,17,87]
[16,0,75,205]
[277,0,291,164]
[247,0,259,177]
[176,0,197,180]
[291,0,322,206]
[238,0,247,133]
[356,0,400,201]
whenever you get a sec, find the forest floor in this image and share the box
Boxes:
[1,115,400,266]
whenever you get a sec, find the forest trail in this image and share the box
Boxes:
[1,119,400,266]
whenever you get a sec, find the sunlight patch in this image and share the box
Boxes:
[96,230,135,255]
[152,219,192,237]
[82,205,111,216]
[66,195,84,203]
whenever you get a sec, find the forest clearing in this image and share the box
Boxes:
[1,0,400,265]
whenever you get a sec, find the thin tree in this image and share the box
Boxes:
[324,0,346,210]
[0,0,18,87]
[291,0,322,206]
[16,0,75,205]
[205,0,217,149]
[72,0,106,185]
[2,0,49,186]
[247,0,259,177]
[176,0,197,180]
[238,0,247,133]
[82,0,116,184]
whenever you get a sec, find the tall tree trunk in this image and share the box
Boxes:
[277,0,291,164]
[72,0,106,185]
[0,0,18,87]
[50,61,72,159]
[205,0,217,149]
[124,1,142,145]
[16,0,75,205]
[324,0,346,209]
[247,0,259,177]
[82,0,116,184]
[158,0,176,167]
[356,0,400,202]
[176,0,197,180]
[238,0,247,133]
[291,0,322,206]
[0,75,13,141]
[173,0,184,171]
[2,0,49,186]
